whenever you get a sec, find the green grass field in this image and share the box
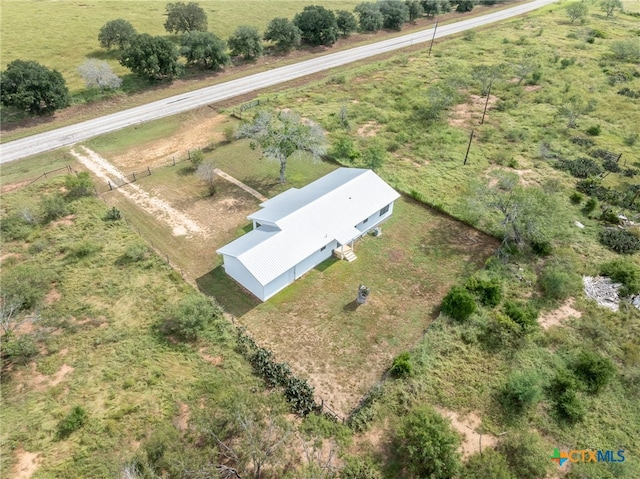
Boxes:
[2,3,640,478]
[0,0,361,92]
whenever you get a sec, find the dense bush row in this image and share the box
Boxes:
[236,328,316,416]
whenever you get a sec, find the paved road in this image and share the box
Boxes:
[0,0,557,164]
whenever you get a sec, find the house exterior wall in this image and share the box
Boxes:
[222,256,265,300]
[354,201,395,234]
[261,239,337,301]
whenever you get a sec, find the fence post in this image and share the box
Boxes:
[108,181,113,191]
[148,166,151,175]
[172,156,176,166]
[188,150,191,160]
[44,172,48,179]
[132,172,136,182]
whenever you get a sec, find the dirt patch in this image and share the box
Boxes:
[524,84,542,92]
[0,252,22,262]
[111,109,228,171]
[50,214,76,227]
[70,147,203,237]
[539,298,582,330]
[12,449,41,479]
[436,408,497,460]
[16,363,74,393]
[449,94,498,128]
[45,286,62,305]
[199,348,223,366]
[175,402,190,432]
[1,180,33,194]
[356,121,381,137]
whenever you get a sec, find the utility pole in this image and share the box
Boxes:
[428,21,438,57]
[481,79,493,125]
[464,130,474,165]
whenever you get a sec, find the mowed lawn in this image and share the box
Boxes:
[203,196,499,414]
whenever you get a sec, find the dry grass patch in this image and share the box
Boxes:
[539,297,582,330]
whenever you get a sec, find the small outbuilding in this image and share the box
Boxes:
[216,168,400,301]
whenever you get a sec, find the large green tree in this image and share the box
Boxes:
[379,0,410,30]
[120,34,183,80]
[456,0,477,12]
[264,18,301,52]
[335,10,358,37]
[228,25,264,60]
[164,2,208,33]
[0,60,70,115]
[180,31,229,69]
[235,110,327,184]
[355,2,384,32]
[294,5,339,46]
[405,0,424,21]
[396,406,461,478]
[98,18,137,50]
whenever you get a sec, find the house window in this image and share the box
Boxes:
[363,218,368,224]
[380,204,390,216]
[321,245,326,252]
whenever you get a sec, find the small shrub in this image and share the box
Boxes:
[40,194,69,223]
[589,28,606,39]
[503,301,538,332]
[56,406,87,439]
[460,448,515,479]
[540,265,581,301]
[104,207,121,221]
[158,294,222,342]
[390,352,412,378]
[67,240,102,259]
[624,132,639,146]
[560,58,575,69]
[222,125,235,143]
[65,172,94,199]
[599,228,640,254]
[441,286,476,322]
[396,407,461,479]
[548,370,585,423]
[601,259,640,296]
[284,376,316,416]
[480,312,523,350]
[530,239,552,256]
[330,137,360,163]
[465,277,502,307]
[500,371,541,414]
[189,149,204,169]
[600,207,620,224]
[463,30,476,42]
[572,350,615,394]
[555,387,586,423]
[585,124,601,136]
[583,197,598,214]
[0,213,36,241]
[569,191,584,205]
[123,243,148,262]
[2,334,39,364]
[497,431,551,479]
[341,457,382,479]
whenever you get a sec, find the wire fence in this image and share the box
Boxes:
[25,165,77,186]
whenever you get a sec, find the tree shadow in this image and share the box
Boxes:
[86,49,121,61]
[196,265,259,318]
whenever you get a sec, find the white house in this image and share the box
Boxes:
[216,168,400,302]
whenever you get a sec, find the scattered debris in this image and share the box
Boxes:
[583,276,622,311]
[574,221,585,229]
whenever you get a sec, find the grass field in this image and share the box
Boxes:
[2,3,640,478]
[0,1,360,91]
[0,179,291,478]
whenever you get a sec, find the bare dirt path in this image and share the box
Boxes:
[214,169,268,202]
[69,146,203,237]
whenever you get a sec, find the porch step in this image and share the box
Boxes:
[343,251,357,262]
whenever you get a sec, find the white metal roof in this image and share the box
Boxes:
[217,168,400,286]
